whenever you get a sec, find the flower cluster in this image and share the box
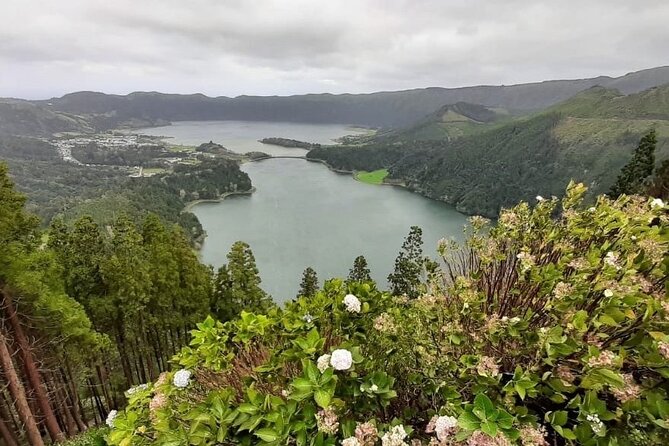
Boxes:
[381,425,408,446]
[106,409,118,428]
[467,431,511,446]
[587,350,616,368]
[173,369,192,388]
[355,421,378,446]
[426,415,458,442]
[518,425,549,446]
[586,414,604,435]
[330,349,353,371]
[126,383,148,395]
[611,373,641,404]
[476,356,500,377]
[315,408,339,434]
[317,354,331,372]
[344,294,362,313]
[374,313,396,333]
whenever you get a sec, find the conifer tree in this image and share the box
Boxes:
[297,267,319,298]
[387,226,425,298]
[212,241,272,320]
[347,255,372,283]
[609,129,657,198]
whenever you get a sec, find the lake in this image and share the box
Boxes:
[136,121,468,302]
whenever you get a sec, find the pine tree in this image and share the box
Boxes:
[347,255,371,283]
[297,267,319,298]
[387,226,425,298]
[609,129,657,198]
[212,241,272,320]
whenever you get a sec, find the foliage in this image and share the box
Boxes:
[647,159,669,200]
[298,267,320,299]
[108,183,668,445]
[62,428,109,446]
[212,241,274,322]
[610,129,657,197]
[348,255,372,284]
[387,226,427,299]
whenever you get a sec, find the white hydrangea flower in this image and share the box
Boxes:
[589,207,596,212]
[434,415,458,441]
[126,383,148,395]
[106,409,118,428]
[536,195,545,202]
[586,414,604,435]
[317,354,331,372]
[651,198,665,209]
[343,294,361,313]
[173,369,192,388]
[342,437,361,446]
[604,289,614,298]
[381,425,408,446]
[330,349,353,371]
[302,313,313,323]
[370,384,379,392]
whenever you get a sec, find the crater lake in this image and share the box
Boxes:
[136,121,469,301]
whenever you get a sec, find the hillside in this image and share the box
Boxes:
[17,66,669,130]
[308,84,669,216]
[0,98,93,136]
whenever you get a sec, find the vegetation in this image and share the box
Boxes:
[260,138,322,149]
[387,226,428,299]
[355,169,389,185]
[348,256,372,283]
[308,86,669,217]
[610,129,657,197]
[106,183,668,445]
[212,241,274,323]
[298,267,320,299]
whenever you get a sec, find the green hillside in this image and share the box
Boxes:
[308,84,669,217]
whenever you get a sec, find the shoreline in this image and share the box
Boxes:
[183,187,256,213]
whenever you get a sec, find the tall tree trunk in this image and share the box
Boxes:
[0,390,21,441]
[61,366,87,432]
[0,396,19,446]
[0,331,45,446]
[1,289,65,443]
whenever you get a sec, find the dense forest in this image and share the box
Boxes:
[308,86,669,216]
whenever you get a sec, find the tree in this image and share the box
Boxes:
[212,241,272,320]
[647,159,669,200]
[609,129,657,198]
[387,226,425,298]
[297,267,319,298]
[347,255,371,283]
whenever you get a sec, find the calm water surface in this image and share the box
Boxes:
[135,121,468,302]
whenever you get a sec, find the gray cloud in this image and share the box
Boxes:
[0,0,667,98]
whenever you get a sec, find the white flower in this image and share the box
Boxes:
[510,317,521,324]
[434,415,458,441]
[589,207,596,212]
[106,410,118,428]
[370,384,379,392]
[586,414,604,435]
[651,198,665,209]
[603,289,614,298]
[330,349,353,371]
[343,294,361,313]
[302,313,313,323]
[342,437,361,446]
[317,354,331,372]
[536,195,545,202]
[381,425,408,446]
[173,369,192,388]
[126,383,148,395]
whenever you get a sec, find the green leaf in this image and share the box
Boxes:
[480,421,498,437]
[254,428,280,442]
[473,393,495,418]
[314,389,332,409]
[458,411,481,431]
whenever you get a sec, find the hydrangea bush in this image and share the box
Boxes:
[107,184,668,445]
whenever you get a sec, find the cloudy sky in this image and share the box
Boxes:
[1,0,667,99]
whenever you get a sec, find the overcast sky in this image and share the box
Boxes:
[1,0,667,99]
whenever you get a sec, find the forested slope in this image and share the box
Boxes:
[309,85,669,216]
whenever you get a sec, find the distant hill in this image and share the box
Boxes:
[0,99,93,137]
[308,84,669,217]
[17,65,669,130]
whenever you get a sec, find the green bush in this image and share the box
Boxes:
[107,183,669,445]
[63,427,109,446]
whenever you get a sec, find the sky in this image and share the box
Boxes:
[1,0,667,99]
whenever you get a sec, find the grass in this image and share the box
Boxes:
[355,169,389,185]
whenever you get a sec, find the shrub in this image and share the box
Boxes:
[107,183,668,445]
[62,427,109,446]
